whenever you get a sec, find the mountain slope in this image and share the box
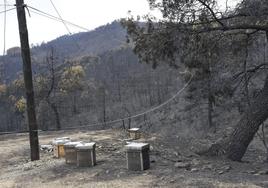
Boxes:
[0,21,127,82]
[32,21,127,58]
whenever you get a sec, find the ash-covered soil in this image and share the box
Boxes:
[0,129,268,188]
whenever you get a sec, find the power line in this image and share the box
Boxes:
[47,0,82,52]
[28,7,125,45]
[3,0,6,55]
[27,5,90,32]
[0,71,193,135]
[49,0,71,34]
[0,4,14,6]
[26,5,125,45]
[0,6,15,14]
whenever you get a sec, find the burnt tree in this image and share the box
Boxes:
[122,0,268,161]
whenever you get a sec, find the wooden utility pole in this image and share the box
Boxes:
[16,0,40,161]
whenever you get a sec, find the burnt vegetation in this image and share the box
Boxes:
[0,0,268,164]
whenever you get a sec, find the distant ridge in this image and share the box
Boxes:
[0,21,128,82]
[32,21,127,58]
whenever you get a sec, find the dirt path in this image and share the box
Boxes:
[0,129,268,188]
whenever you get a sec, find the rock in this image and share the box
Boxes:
[33,163,40,167]
[174,162,190,169]
[190,168,198,172]
[170,179,175,183]
[223,165,231,171]
[109,148,117,151]
[218,170,224,175]
[191,159,200,166]
[40,144,53,152]
[22,166,32,171]
[246,170,256,174]
[258,170,268,175]
[202,164,213,170]
[142,172,149,176]
[163,160,169,164]
[173,151,180,156]
[105,170,109,174]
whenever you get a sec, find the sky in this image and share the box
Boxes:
[0,0,240,55]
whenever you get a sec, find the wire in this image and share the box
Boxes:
[3,0,6,55]
[27,5,125,45]
[0,3,192,135]
[27,5,90,31]
[47,0,82,51]
[0,70,193,135]
[0,4,13,6]
[0,6,15,14]
[49,0,71,35]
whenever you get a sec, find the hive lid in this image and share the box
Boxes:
[75,142,96,149]
[53,139,70,145]
[64,141,82,147]
[54,137,70,140]
[125,142,149,151]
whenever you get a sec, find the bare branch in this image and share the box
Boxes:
[197,0,225,27]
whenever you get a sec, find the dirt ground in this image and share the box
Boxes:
[0,128,268,188]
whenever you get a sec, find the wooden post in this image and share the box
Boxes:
[16,0,40,161]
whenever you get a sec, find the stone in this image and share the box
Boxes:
[247,170,256,174]
[191,159,200,166]
[202,164,213,170]
[174,162,190,169]
[218,170,225,175]
[223,165,231,171]
[190,168,198,172]
[170,179,175,183]
[173,151,180,156]
[258,170,268,175]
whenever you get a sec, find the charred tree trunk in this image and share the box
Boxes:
[204,31,268,161]
[208,91,214,131]
[46,100,61,130]
[207,51,215,132]
[206,74,268,161]
[45,49,61,130]
[51,103,60,130]
[207,72,214,132]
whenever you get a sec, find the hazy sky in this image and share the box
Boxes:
[0,0,240,55]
